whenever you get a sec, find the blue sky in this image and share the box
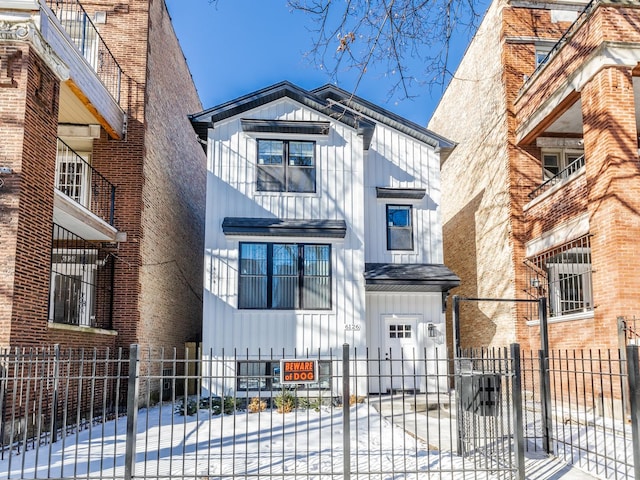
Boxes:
[164,1,488,126]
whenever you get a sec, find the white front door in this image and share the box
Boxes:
[382,316,420,392]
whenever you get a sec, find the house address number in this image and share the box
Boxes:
[344,324,361,331]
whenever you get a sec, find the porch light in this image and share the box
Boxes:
[428,323,437,337]
[530,278,541,289]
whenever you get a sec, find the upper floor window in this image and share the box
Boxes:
[239,242,331,310]
[256,140,316,193]
[386,205,413,251]
[535,45,552,68]
[542,149,583,180]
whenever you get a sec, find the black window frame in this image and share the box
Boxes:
[236,360,332,391]
[386,204,414,251]
[238,242,332,310]
[256,139,316,193]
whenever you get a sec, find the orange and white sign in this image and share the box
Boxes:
[280,359,318,384]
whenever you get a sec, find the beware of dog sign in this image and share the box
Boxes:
[280,359,318,384]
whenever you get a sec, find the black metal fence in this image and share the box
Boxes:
[0,345,523,479]
[522,348,638,479]
[1,344,639,479]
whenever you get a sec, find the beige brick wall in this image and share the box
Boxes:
[429,0,518,349]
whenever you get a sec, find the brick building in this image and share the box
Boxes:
[429,0,640,351]
[0,0,206,352]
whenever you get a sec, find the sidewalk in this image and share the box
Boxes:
[372,395,602,479]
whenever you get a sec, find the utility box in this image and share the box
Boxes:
[460,373,501,416]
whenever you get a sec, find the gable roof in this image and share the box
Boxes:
[189,81,454,151]
[312,84,455,150]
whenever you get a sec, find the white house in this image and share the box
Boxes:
[190,82,459,395]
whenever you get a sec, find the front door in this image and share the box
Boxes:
[382,316,420,392]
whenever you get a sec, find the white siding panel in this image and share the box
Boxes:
[364,124,442,264]
[203,98,366,355]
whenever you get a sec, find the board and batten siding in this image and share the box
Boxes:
[366,292,448,393]
[203,98,366,355]
[363,124,443,264]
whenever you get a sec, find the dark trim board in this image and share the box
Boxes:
[222,217,347,238]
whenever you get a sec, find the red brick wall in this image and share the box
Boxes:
[0,45,28,347]
[137,0,205,350]
[84,0,204,351]
[582,66,640,348]
[0,46,59,347]
[516,5,640,128]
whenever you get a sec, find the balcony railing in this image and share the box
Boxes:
[521,0,596,92]
[529,154,585,200]
[56,138,115,225]
[45,0,122,103]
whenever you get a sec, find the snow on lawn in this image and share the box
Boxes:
[0,399,504,479]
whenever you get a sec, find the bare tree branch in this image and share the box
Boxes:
[288,0,483,100]
[209,0,483,100]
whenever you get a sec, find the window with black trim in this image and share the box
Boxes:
[256,139,316,192]
[386,205,413,250]
[236,360,332,391]
[239,242,331,310]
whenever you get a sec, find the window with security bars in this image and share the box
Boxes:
[525,235,593,319]
[49,224,113,329]
[238,242,331,310]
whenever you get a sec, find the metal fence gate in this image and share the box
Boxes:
[0,344,524,479]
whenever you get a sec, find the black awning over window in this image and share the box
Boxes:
[364,263,460,292]
[222,217,347,238]
[376,187,426,199]
[241,119,331,136]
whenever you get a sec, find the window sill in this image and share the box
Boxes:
[526,310,594,326]
[48,321,118,336]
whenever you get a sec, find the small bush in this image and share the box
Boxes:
[176,398,198,416]
[298,397,321,411]
[350,395,365,406]
[247,397,267,413]
[223,396,236,414]
[274,391,296,413]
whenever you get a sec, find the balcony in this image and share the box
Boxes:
[53,138,117,241]
[33,0,127,138]
[529,154,585,200]
[44,0,121,103]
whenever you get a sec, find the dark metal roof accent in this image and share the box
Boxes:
[376,187,427,200]
[190,81,359,129]
[311,84,456,149]
[364,263,460,292]
[240,119,331,136]
[222,217,347,238]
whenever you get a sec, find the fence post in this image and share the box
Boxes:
[453,295,461,355]
[626,345,640,480]
[342,343,351,480]
[618,317,631,419]
[125,344,140,480]
[51,344,60,444]
[538,297,552,454]
[510,344,525,480]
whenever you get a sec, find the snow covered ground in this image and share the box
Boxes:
[0,395,626,479]
[0,399,517,479]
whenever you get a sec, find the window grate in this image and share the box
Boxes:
[524,235,593,320]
